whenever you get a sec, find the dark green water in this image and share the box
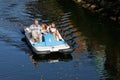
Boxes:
[0,0,120,80]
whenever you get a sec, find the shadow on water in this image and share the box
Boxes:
[29,52,73,67]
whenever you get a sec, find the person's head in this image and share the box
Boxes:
[51,22,55,28]
[34,20,39,25]
[42,24,47,30]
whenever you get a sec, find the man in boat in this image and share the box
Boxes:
[29,20,42,42]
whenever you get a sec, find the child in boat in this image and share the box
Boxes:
[49,23,61,41]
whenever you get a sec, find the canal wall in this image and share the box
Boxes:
[73,0,120,24]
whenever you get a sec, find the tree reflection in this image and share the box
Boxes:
[57,0,120,79]
[25,0,64,22]
[105,41,120,80]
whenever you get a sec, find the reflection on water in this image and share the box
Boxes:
[29,53,72,67]
[60,1,120,80]
[90,43,107,79]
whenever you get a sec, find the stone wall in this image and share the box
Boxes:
[74,0,120,24]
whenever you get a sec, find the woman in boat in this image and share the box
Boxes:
[49,23,61,41]
[29,20,42,42]
[41,24,49,34]
[41,23,50,42]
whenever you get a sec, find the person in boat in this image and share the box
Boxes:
[41,24,49,34]
[29,20,42,42]
[40,23,50,42]
[49,23,61,41]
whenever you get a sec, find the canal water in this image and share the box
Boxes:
[0,0,120,80]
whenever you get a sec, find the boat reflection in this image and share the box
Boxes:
[29,52,73,67]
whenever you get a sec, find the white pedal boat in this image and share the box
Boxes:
[24,28,73,54]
